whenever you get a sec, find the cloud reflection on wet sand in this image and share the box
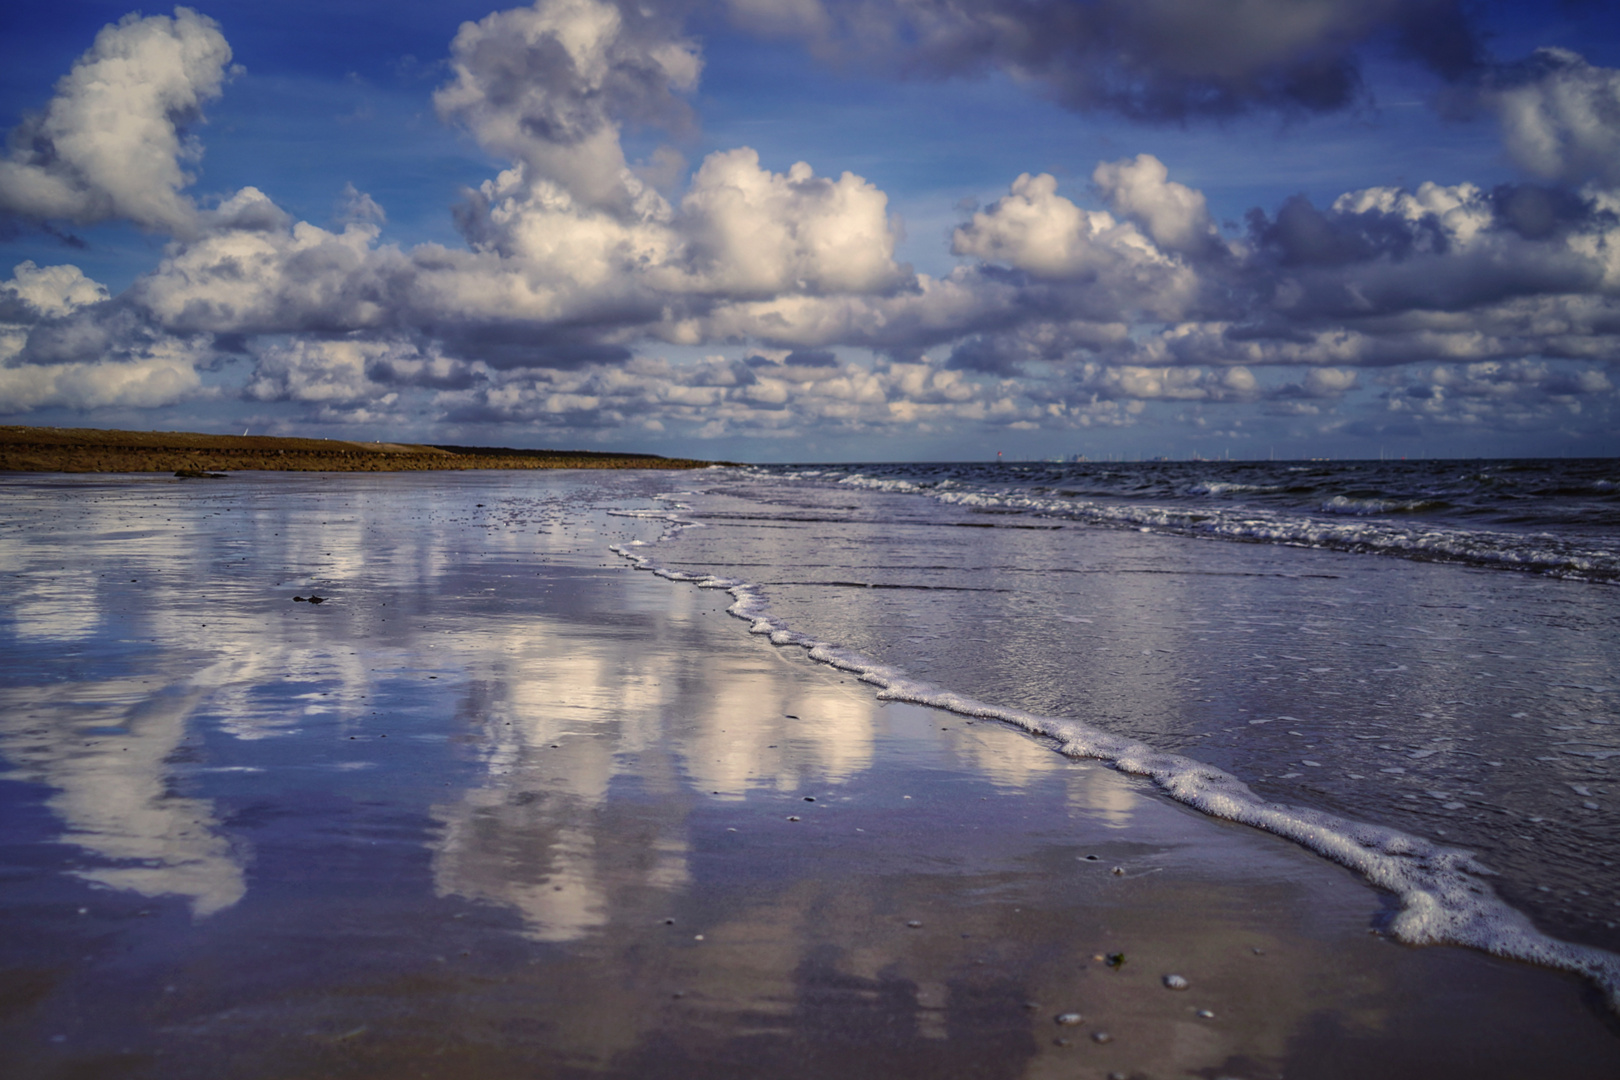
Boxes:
[1,472,1616,1079]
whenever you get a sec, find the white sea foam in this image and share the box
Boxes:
[913,488,1615,581]
[837,473,924,493]
[1320,495,1446,516]
[753,464,1620,581]
[1188,481,1282,496]
[609,509,1620,1014]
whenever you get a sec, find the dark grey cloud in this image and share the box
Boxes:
[1238,182,1615,323]
[1246,195,1440,268]
[725,0,1483,120]
[783,348,838,367]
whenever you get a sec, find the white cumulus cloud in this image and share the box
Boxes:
[0,7,233,234]
[1483,48,1620,187]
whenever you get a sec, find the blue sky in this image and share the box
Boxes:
[2,1,1618,461]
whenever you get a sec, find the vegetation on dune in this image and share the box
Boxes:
[0,426,721,473]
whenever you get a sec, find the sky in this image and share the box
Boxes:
[1,1,1618,462]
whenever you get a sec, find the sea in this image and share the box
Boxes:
[613,457,1620,997]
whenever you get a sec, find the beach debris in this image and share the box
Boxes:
[174,469,226,479]
[1091,1030,1113,1043]
[1054,1012,1084,1026]
[1105,952,1126,969]
[787,815,801,822]
[1163,974,1190,990]
[292,595,326,604]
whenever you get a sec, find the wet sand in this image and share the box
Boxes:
[0,470,1616,1079]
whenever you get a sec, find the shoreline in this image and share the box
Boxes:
[0,424,721,473]
[616,536,1620,1013]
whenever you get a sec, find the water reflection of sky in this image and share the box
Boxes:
[0,472,682,917]
[3,473,1617,1079]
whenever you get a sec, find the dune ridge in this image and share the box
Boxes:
[0,425,717,473]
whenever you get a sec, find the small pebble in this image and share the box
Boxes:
[1091,1031,1112,1044]
[1022,1001,1040,1011]
[787,816,800,822]
[1053,1037,1072,1047]
[906,920,923,928]
[803,796,816,802]
[1110,866,1125,876]
[1054,1012,1084,1026]
[1196,1009,1215,1019]
[1163,974,1189,990]
[1084,854,1100,861]
[1105,952,1126,969]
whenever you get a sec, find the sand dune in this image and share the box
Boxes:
[0,425,717,473]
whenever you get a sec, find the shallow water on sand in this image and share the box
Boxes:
[636,471,1620,958]
[1,471,1617,1078]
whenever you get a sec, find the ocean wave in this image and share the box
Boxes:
[929,490,1618,581]
[747,462,1620,581]
[837,473,924,493]
[612,518,1620,1015]
[1319,495,1451,516]
[1187,481,1284,496]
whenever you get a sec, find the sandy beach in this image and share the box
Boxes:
[1,469,1616,1079]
